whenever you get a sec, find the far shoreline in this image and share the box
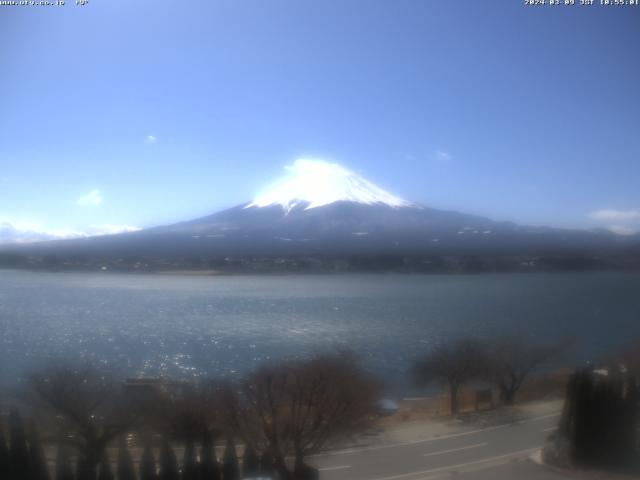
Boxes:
[2,265,640,277]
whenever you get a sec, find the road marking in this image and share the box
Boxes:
[422,442,487,457]
[372,447,541,480]
[542,426,556,432]
[309,412,560,457]
[318,465,351,471]
[524,412,558,420]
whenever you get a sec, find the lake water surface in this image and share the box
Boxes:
[1,270,639,392]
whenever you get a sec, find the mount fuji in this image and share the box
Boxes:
[2,159,639,272]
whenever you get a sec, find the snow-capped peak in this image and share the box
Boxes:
[245,159,413,213]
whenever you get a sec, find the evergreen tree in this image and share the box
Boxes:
[221,438,239,480]
[158,440,179,480]
[561,367,639,467]
[8,409,30,480]
[76,451,98,480]
[621,378,639,463]
[117,439,136,480]
[181,438,198,480]
[0,427,10,480]
[198,431,220,480]
[28,424,51,480]
[242,444,260,478]
[259,449,276,478]
[54,445,74,480]
[97,450,114,480]
[139,440,156,480]
[293,460,319,480]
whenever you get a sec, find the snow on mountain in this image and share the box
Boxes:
[245,159,414,213]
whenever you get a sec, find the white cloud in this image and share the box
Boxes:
[588,209,640,221]
[87,224,141,236]
[77,189,103,207]
[145,135,157,144]
[588,209,640,236]
[0,217,140,244]
[0,218,81,244]
[607,225,637,236]
[434,150,452,163]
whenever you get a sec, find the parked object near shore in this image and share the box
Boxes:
[376,398,400,416]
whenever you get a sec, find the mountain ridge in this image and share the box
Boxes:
[1,159,639,272]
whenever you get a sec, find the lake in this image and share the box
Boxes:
[1,269,639,393]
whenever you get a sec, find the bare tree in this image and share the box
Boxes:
[620,339,640,377]
[413,339,487,415]
[150,380,224,443]
[28,366,145,478]
[285,354,378,467]
[484,336,561,404]
[225,362,291,476]
[226,352,378,478]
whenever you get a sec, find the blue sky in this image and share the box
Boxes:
[1,0,639,237]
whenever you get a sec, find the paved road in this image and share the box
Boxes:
[309,412,567,480]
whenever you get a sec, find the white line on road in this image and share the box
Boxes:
[310,412,559,458]
[519,412,561,424]
[318,465,351,471]
[422,442,487,457]
[372,447,541,480]
[542,426,556,432]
